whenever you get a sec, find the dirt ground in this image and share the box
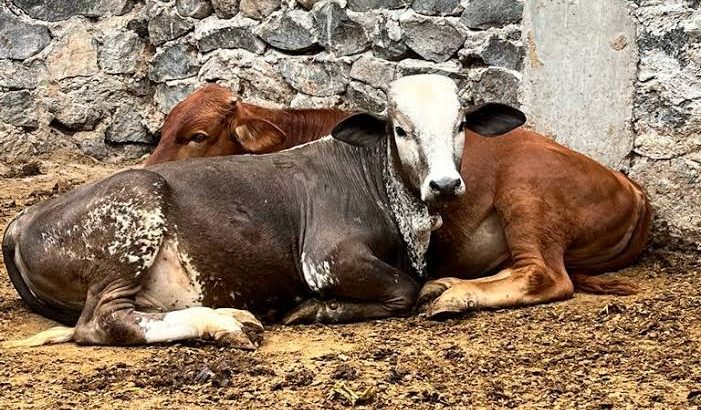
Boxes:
[0,152,699,409]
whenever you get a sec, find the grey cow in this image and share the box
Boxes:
[2,75,525,348]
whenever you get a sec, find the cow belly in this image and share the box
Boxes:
[137,238,203,311]
[452,212,509,277]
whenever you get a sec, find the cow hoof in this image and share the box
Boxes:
[425,289,479,321]
[282,299,322,325]
[425,306,466,321]
[215,308,264,346]
[214,330,257,350]
[417,281,450,311]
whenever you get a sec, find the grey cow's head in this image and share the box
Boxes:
[333,74,526,204]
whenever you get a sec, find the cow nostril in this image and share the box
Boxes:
[430,177,463,195]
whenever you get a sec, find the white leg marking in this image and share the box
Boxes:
[139,307,262,349]
[301,252,337,292]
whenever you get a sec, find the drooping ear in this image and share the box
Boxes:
[463,103,526,137]
[232,119,287,153]
[331,113,388,147]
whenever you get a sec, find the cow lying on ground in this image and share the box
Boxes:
[143,81,650,319]
[144,84,351,165]
[1,75,526,348]
[418,127,650,318]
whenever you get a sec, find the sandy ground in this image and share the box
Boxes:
[0,153,699,409]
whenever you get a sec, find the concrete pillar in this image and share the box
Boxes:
[521,0,638,169]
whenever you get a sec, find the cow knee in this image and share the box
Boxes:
[74,310,145,346]
[523,266,573,301]
[385,282,419,315]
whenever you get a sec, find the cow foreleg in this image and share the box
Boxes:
[418,192,582,319]
[284,249,418,325]
[418,263,574,319]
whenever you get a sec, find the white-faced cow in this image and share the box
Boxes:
[1,75,526,348]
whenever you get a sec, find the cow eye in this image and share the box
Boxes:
[458,120,467,132]
[189,133,208,144]
[394,126,407,138]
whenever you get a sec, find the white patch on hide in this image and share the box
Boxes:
[301,251,337,293]
[384,145,442,277]
[139,307,245,344]
[39,189,167,277]
[140,238,203,311]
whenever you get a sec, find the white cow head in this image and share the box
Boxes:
[387,74,526,202]
[332,74,527,204]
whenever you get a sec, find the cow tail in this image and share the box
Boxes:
[571,273,638,296]
[2,217,80,326]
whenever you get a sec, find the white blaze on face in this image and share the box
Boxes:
[388,74,466,202]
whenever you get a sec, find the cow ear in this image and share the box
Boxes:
[331,113,387,147]
[233,119,286,154]
[463,103,526,137]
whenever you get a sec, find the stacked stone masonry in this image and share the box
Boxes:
[628,0,700,252]
[0,0,698,251]
[0,0,524,158]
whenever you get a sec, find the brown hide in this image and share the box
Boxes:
[419,128,650,317]
[145,84,351,165]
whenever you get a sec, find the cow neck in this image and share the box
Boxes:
[280,109,350,147]
[383,141,443,278]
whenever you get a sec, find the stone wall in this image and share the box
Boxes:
[0,0,524,161]
[520,0,700,252]
[521,0,638,169]
[0,0,699,252]
[628,0,701,252]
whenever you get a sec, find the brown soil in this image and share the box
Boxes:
[1,153,700,409]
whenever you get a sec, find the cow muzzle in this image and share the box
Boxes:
[422,172,465,203]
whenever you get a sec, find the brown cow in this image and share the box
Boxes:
[418,128,649,318]
[144,81,649,318]
[144,84,351,165]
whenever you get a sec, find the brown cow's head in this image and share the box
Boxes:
[145,84,287,165]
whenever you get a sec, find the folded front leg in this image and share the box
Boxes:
[418,263,574,319]
[284,244,419,325]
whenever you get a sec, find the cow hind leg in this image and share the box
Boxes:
[131,307,264,349]
[3,269,264,349]
[3,309,264,349]
[69,278,263,349]
[1,326,74,348]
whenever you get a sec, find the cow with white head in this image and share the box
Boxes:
[386,75,525,203]
[2,75,525,349]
